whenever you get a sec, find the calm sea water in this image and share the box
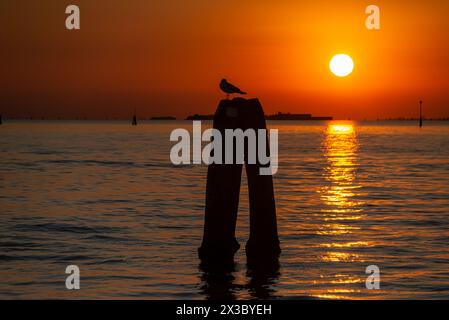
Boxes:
[1,120,449,299]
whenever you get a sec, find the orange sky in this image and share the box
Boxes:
[1,0,449,119]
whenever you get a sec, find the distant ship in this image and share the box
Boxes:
[150,116,176,120]
[266,112,333,121]
[185,112,333,121]
[185,114,214,120]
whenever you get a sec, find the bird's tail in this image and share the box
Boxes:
[240,91,247,95]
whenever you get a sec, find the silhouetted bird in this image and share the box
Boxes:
[220,79,247,99]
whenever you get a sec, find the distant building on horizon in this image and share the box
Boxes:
[185,114,214,120]
[185,112,333,121]
[266,112,333,121]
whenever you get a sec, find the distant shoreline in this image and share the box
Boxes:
[185,112,334,121]
[2,118,449,122]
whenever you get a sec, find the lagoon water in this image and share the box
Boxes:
[1,120,449,299]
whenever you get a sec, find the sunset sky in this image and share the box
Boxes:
[1,0,449,119]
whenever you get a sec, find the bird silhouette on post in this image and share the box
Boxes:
[220,79,247,100]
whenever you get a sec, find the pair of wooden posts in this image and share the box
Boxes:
[198,98,281,264]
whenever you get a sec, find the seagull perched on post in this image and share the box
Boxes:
[220,79,247,99]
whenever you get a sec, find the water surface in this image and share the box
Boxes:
[1,120,449,299]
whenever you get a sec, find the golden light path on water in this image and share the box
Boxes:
[314,123,369,299]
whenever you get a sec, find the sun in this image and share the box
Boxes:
[329,54,354,77]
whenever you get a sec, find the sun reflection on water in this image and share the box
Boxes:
[321,124,361,211]
[320,123,363,222]
[316,123,368,298]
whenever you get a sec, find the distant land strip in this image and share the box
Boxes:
[185,112,333,121]
[2,116,449,121]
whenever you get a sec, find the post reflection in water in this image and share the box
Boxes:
[316,123,368,299]
[199,260,280,300]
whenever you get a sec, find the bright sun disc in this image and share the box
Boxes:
[329,54,354,77]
